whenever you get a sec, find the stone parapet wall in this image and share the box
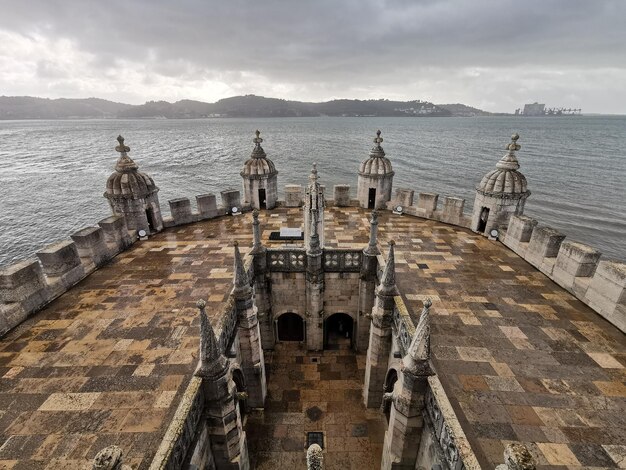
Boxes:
[0,215,136,337]
[162,190,250,228]
[504,214,626,332]
[385,190,472,228]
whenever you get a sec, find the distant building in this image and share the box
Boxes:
[523,102,545,116]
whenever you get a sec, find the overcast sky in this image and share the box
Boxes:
[1,0,625,113]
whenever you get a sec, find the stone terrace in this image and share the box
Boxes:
[0,206,624,469]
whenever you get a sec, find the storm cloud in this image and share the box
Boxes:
[1,0,625,112]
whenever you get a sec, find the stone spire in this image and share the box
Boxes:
[304,163,325,250]
[403,299,433,376]
[308,209,322,255]
[251,210,263,253]
[92,445,130,470]
[364,210,380,255]
[233,241,250,292]
[114,135,139,172]
[194,299,227,378]
[377,241,399,297]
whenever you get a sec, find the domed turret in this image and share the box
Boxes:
[472,133,531,235]
[104,135,163,234]
[357,130,394,209]
[241,130,278,209]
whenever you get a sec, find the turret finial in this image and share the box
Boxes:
[253,129,263,147]
[115,135,130,154]
[506,133,521,153]
[374,130,383,146]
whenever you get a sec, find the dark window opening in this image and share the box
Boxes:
[277,312,304,342]
[146,207,156,232]
[306,431,324,450]
[258,188,267,209]
[477,207,489,233]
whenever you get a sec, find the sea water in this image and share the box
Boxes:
[0,116,624,265]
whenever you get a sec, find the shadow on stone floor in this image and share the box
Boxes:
[246,342,387,470]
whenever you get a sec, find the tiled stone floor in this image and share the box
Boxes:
[0,205,624,469]
[247,341,386,470]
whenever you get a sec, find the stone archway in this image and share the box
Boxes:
[276,312,305,342]
[324,313,354,350]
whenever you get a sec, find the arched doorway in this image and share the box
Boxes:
[477,207,489,233]
[324,313,354,350]
[368,188,377,209]
[382,369,398,421]
[145,206,156,232]
[258,188,267,209]
[276,312,304,342]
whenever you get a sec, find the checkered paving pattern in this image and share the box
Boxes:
[373,211,626,469]
[0,206,624,469]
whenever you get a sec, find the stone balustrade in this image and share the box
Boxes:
[504,214,625,332]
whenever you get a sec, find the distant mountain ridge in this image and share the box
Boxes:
[0,95,493,119]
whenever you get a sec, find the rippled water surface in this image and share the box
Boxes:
[0,116,624,265]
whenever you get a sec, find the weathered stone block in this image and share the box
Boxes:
[417,193,438,215]
[0,259,47,303]
[525,226,566,268]
[98,215,133,252]
[0,303,26,335]
[555,242,601,277]
[333,185,351,207]
[505,215,538,243]
[588,260,626,304]
[71,226,110,267]
[220,190,241,212]
[36,240,82,277]
[169,198,194,225]
[441,197,465,225]
[196,193,218,218]
[285,185,303,207]
[393,189,414,208]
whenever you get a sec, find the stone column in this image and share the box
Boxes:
[382,300,434,470]
[306,208,325,351]
[250,210,274,350]
[195,300,250,470]
[233,242,267,409]
[358,210,380,352]
[363,241,398,408]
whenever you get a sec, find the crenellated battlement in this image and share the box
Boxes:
[504,214,625,332]
[0,214,137,336]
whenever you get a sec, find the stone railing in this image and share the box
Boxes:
[266,248,363,273]
[149,376,204,470]
[503,215,625,332]
[424,376,481,470]
[392,297,415,356]
[0,214,135,337]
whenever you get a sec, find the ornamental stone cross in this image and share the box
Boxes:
[115,135,130,154]
[506,133,521,153]
[253,129,263,147]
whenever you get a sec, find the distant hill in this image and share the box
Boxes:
[0,94,493,119]
[0,96,132,119]
[436,103,492,116]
